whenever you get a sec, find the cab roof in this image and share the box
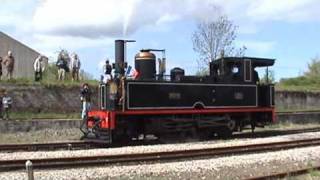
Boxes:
[212,56,275,67]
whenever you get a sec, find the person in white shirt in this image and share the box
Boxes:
[70,53,81,81]
[34,55,46,81]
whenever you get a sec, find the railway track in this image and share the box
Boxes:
[247,165,320,180]
[232,126,320,139]
[1,137,320,172]
[0,141,107,152]
[1,127,320,152]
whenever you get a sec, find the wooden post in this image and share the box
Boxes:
[25,160,34,180]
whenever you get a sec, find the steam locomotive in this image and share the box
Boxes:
[84,40,275,143]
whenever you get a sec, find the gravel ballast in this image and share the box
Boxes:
[0,131,320,161]
[0,128,82,144]
[0,127,320,179]
[0,145,320,179]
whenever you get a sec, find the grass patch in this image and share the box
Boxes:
[277,73,320,92]
[0,78,99,88]
[276,84,320,92]
[0,62,99,88]
[307,162,320,177]
[276,107,320,113]
[308,169,320,177]
[265,121,320,130]
[8,111,81,120]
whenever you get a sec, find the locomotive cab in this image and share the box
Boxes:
[210,57,275,84]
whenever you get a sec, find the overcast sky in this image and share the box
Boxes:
[1,0,320,80]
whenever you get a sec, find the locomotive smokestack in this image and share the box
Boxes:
[115,40,125,76]
[115,40,135,77]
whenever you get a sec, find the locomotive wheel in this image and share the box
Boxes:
[216,119,236,138]
[197,129,214,140]
[216,128,233,138]
[227,119,236,131]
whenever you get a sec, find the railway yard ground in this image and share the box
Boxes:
[0,120,319,144]
[0,119,320,179]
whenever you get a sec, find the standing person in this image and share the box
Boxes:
[103,59,112,83]
[2,90,12,120]
[0,57,2,81]
[56,53,67,81]
[33,55,46,81]
[0,89,4,120]
[3,51,15,80]
[70,53,81,81]
[80,83,92,135]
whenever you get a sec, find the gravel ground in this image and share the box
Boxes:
[0,145,320,179]
[0,127,320,179]
[0,131,320,161]
[0,128,82,144]
[0,122,319,144]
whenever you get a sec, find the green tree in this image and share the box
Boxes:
[260,69,275,84]
[304,56,320,78]
[192,15,246,76]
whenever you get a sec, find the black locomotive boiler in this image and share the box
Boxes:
[85,40,275,143]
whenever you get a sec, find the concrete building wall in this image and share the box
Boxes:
[0,31,40,79]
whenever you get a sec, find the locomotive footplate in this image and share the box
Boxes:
[83,128,112,144]
[83,116,112,143]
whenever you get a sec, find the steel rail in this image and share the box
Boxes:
[1,127,320,152]
[0,141,106,152]
[1,138,320,172]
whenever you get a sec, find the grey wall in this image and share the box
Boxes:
[3,84,98,113]
[0,31,40,79]
[2,83,320,113]
[275,91,320,110]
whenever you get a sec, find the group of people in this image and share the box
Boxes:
[35,50,82,82]
[0,89,12,120]
[56,50,81,81]
[0,50,46,82]
[0,49,82,82]
[0,51,15,80]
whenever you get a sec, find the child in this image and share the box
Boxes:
[2,91,12,120]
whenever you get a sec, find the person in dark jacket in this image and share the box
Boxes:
[0,57,3,81]
[80,83,92,136]
[0,89,4,120]
[103,59,112,82]
[56,52,68,81]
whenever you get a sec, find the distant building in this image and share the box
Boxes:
[0,31,47,79]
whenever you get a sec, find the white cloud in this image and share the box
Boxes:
[0,0,36,28]
[209,0,320,35]
[3,0,320,39]
[1,1,318,60]
[246,0,320,22]
[237,40,276,55]
[30,34,113,58]
[32,0,220,38]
